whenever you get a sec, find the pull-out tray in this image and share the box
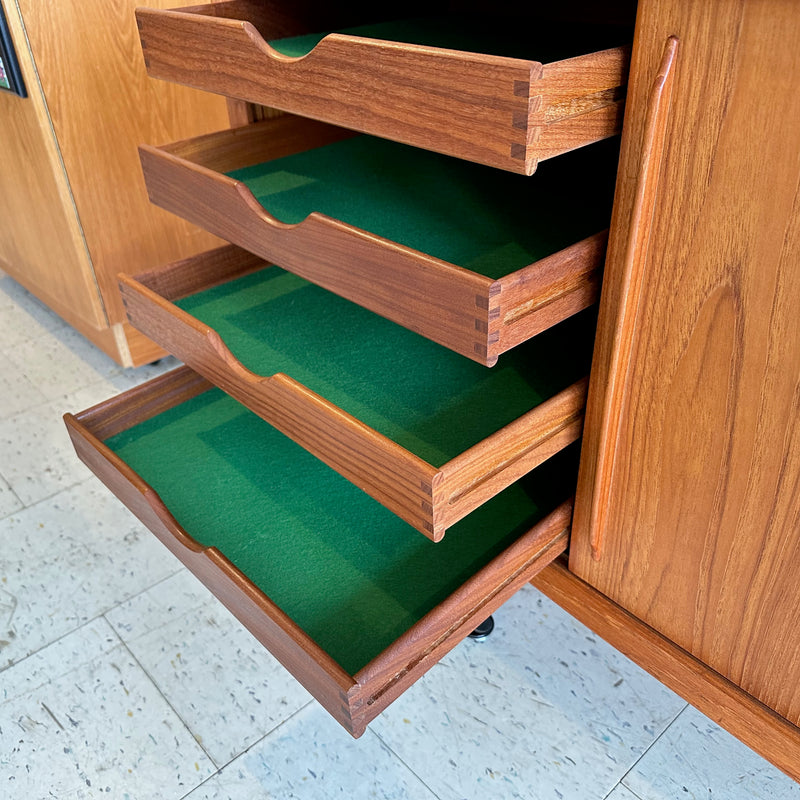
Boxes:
[139,115,617,364]
[120,245,593,540]
[64,366,573,736]
[136,1,630,174]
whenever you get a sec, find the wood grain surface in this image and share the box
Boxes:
[0,0,105,331]
[65,366,570,737]
[17,0,231,329]
[139,117,605,365]
[119,247,587,539]
[136,1,628,174]
[585,36,678,561]
[571,0,800,726]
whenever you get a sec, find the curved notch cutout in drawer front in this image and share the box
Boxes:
[120,246,593,541]
[64,366,573,736]
[135,2,629,174]
[139,115,617,365]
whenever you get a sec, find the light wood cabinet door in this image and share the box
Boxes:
[0,0,104,331]
[571,0,800,725]
[17,0,231,327]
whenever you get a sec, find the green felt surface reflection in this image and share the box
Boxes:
[269,16,630,64]
[106,388,578,674]
[226,135,619,280]
[175,268,595,466]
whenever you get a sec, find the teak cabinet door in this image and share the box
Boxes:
[571,0,800,725]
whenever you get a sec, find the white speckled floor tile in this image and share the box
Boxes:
[0,480,181,668]
[622,705,800,799]
[0,361,191,508]
[106,356,184,389]
[184,703,439,800]
[0,382,130,506]
[105,570,215,642]
[0,474,23,520]
[0,351,48,419]
[371,584,686,800]
[0,277,72,347]
[5,326,122,401]
[0,618,117,705]
[107,570,313,767]
[0,620,214,799]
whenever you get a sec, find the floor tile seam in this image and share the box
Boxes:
[0,568,187,691]
[0,396,67,425]
[215,699,315,771]
[0,485,24,520]
[0,615,120,700]
[0,474,98,517]
[618,701,690,791]
[0,327,70,351]
[102,568,218,646]
[603,781,647,800]
[370,727,445,800]
[174,699,318,799]
[106,621,221,776]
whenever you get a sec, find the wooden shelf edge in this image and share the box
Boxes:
[136,4,628,174]
[120,268,441,538]
[66,379,362,733]
[532,558,800,783]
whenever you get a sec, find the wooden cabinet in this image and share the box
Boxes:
[0,0,230,365]
[543,0,800,782]
[61,0,800,784]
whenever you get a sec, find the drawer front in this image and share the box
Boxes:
[64,366,573,736]
[136,2,629,174]
[140,115,616,365]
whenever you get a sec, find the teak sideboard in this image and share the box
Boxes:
[63,0,800,782]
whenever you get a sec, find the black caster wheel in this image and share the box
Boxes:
[468,615,495,640]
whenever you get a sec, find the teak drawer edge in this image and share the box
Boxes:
[64,366,571,736]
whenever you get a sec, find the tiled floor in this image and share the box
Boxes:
[0,269,798,800]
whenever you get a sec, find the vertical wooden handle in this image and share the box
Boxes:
[589,36,680,561]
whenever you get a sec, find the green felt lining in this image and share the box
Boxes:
[106,387,578,674]
[226,135,619,281]
[175,267,596,467]
[268,16,630,63]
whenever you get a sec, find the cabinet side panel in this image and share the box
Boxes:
[0,0,105,330]
[572,0,800,724]
[17,0,231,325]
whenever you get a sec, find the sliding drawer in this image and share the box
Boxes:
[139,115,617,365]
[136,1,630,174]
[64,366,574,736]
[120,245,593,541]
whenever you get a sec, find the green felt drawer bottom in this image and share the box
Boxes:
[173,265,593,468]
[226,133,618,282]
[102,380,576,675]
